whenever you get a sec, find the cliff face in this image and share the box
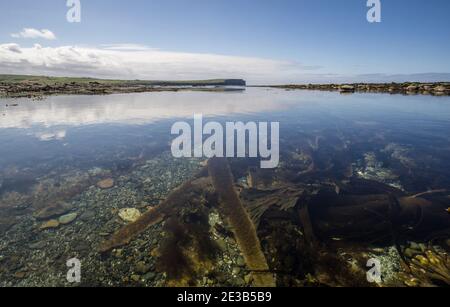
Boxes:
[222,79,246,86]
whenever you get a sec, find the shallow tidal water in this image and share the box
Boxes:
[0,88,449,287]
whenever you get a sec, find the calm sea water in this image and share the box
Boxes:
[1,87,450,286]
[1,88,450,192]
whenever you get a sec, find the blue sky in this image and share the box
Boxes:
[1,0,450,83]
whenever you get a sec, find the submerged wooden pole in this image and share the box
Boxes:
[207,157,276,287]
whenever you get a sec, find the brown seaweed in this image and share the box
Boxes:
[207,158,276,287]
[99,167,211,253]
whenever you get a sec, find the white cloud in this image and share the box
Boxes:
[100,44,155,51]
[1,43,22,53]
[11,28,56,40]
[0,43,320,84]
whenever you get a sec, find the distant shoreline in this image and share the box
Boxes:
[1,74,450,99]
[252,82,450,96]
[0,75,246,99]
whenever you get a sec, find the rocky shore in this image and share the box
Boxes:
[0,76,246,99]
[0,153,252,287]
[262,82,450,96]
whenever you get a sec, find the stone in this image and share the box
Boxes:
[14,271,26,279]
[233,277,245,287]
[34,202,72,220]
[232,267,241,275]
[406,85,418,92]
[58,213,78,225]
[114,249,124,258]
[216,239,227,251]
[339,85,355,92]
[40,220,60,230]
[418,243,427,252]
[118,208,141,223]
[80,210,95,221]
[97,178,114,189]
[131,274,141,282]
[409,242,420,250]
[236,257,245,267]
[434,85,447,93]
[404,248,416,258]
[143,272,156,281]
[135,261,151,274]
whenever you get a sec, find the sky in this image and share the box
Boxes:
[0,0,450,84]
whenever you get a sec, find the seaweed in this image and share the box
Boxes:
[156,208,220,285]
[156,217,194,282]
[207,157,276,287]
[99,168,211,253]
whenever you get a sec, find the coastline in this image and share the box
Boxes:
[2,74,450,99]
[254,82,450,96]
[0,75,246,99]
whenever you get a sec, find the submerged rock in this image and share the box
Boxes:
[118,208,141,222]
[135,261,151,274]
[34,202,72,220]
[40,219,60,230]
[97,178,115,189]
[58,213,78,225]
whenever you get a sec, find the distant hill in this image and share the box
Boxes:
[0,74,246,87]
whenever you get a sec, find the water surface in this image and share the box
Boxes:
[1,88,449,286]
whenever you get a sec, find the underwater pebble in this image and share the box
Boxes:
[118,208,141,223]
[80,210,95,221]
[14,271,26,279]
[97,178,115,189]
[40,220,60,230]
[113,249,124,259]
[58,213,78,225]
[216,239,227,251]
[236,257,245,267]
[135,261,151,274]
[233,277,245,287]
[404,248,417,258]
[143,272,156,281]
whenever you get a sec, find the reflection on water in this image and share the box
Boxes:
[0,88,449,287]
[0,89,300,128]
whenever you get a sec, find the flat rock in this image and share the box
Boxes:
[97,178,115,189]
[34,202,72,220]
[40,220,60,230]
[58,213,78,225]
